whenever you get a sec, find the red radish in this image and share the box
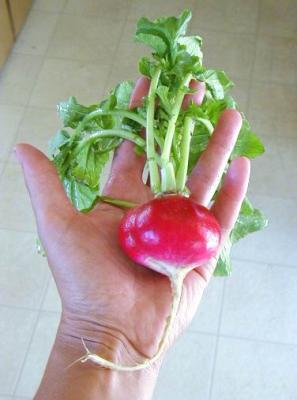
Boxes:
[119,195,221,276]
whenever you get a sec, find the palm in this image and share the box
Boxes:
[17,108,249,364]
[44,179,202,359]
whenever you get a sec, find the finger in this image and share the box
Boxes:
[195,156,250,282]
[102,77,150,202]
[102,140,147,202]
[129,76,150,109]
[188,109,242,206]
[15,143,74,229]
[182,80,206,109]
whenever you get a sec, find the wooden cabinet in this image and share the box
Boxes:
[9,0,32,37]
[0,0,32,67]
[0,0,14,67]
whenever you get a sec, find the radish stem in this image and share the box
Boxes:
[160,74,192,192]
[161,74,192,164]
[98,196,137,209]
[161,162,176,192]
[73,130,145,155]
[78,109,146,132]
[176,116,195,191]
[147,67,162,193]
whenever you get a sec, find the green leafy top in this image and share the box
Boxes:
[49,9,267,276]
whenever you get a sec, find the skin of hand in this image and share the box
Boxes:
[15,80,250,400]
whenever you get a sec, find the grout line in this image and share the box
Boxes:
[10,53,114,66]
[232,256,297,270]
[217,333,297,349]
[1,77,297,108]
[246,0,261,117]
[0,303,60,314]
[12,273,54,396]
[24,10,62,108]
[0,9,64,169]
[102,16,132,94]
[207,278,226,400]
[0,106,27,166]
[9,309,40,397]
[0,7,61,167]
[0,226,36,234]
[187,329,217,337]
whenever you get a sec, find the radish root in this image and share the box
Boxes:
[75,266,190,371]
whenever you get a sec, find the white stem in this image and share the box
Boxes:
[78,266,191,371]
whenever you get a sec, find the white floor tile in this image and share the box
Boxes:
[47,15,124,63]
[191,0,259,34]
[0,163,36,232]
[258,0,297,38]
[232,195,297,267]
[0,163,5,176]
[249,135,295,199]
[112,19,150,70]
[0,54,43,106]
[105,63,139,93]
[0,396,29,399]
[13,11,59,56]
[32,0,67,12]
[128,0,196,21]
[248,82,297,138]
[231,79,250,115]
[12,107,61,160]
[42,277,61,313]
[199,30,256,80]
[154,332,216,400]
[253,35,297,85]
[0,105,25,162]
[0,230,49,309]
[277,137,297,198]
[189,277,224,334]
[64,0,131,20]
[0,307,37,395]
[29,58,110,108]
[221,260,297,344]
[211,336,297,400]
[15,312,60,398]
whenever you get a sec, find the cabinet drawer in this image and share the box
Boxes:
[9,0,32,37]
[0,0,14,67]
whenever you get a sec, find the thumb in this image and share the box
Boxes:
[15,144,74,233]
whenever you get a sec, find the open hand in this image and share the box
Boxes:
[16,82,249,370]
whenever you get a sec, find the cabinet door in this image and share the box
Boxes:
[9,0,32,37]
[0,0,14,67]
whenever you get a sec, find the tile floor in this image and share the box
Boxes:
[0,0,296,399]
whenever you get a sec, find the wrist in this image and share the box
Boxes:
[36,316,161,400]
[58,311,163,371]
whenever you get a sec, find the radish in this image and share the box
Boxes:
[119,195,220,274]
